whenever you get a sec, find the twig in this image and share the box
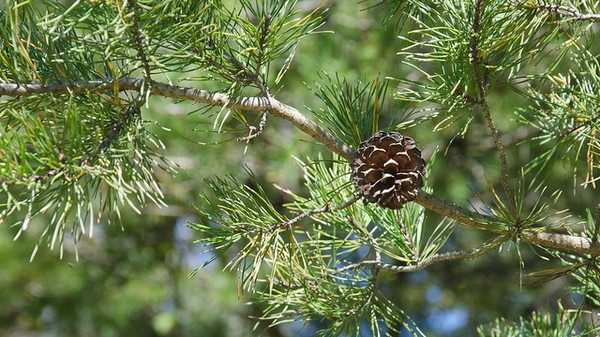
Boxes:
[470,0,516,217]
[127,0,152,84]
[96,100,141,155]
[415,190,600,256]
[347,215,382,266]
[511,1,600,22]
[23,99,143,184]
[236,107,269,143]
[221,51,271,142]
[343,282,374,318]
[396,214,420,262]
[193,15,273,142]
[334,235,506,274]
[332,215,378,319]
[236,194,361,235]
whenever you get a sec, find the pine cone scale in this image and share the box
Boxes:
[364,168,383,183]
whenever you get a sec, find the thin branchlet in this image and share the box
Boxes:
[346,214,383,271]
[84,0,152,175]
[4,92,143,186]
[235,194,361,235]
[333,235,506,274]
[127,0,152,84]
[396,214,420,262]
[511,1,600,22]
[470,0,516,217]
[97,98,142,156]
[191,13,274,142]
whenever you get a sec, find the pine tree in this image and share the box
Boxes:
[1,0,600,335]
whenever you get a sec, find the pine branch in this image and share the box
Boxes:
[415,191,600,256]
[0,78,353,160]
[2,78,600,257]
[94,100,141,158]
[512,1,600,22]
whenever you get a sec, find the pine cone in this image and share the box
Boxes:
[352,131,425,209]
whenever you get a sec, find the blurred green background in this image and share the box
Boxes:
[1,1,596,336]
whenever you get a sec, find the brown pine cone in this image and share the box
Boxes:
[352,131,425,209]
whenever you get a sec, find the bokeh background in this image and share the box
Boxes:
[1,1,597,336]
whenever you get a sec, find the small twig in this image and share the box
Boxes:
[195,46,272,142]
[237,107,269,143]
[195,21,273,143]
[98,107,136,153]
[470,0,516,217]
[333,215,378,319]
[566,257,598,335]
[347,215,382,266]
[5,94,143,185]
[396,214,420,262]
[195,44,254,84]
[511,1,600,22]
[236,194,361,235]
[127,0,152,84]
[205,12,274,143]
[255,14,272,75]
[343,282,374,318]
[333,236,506,275]
[272,278,316,291]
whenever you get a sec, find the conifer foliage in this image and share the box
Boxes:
[1,0,600,335]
